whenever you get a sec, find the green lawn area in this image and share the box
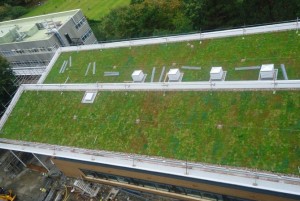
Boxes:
[44,31,300,84]
[23,0,130,20]
[1,90,300,175]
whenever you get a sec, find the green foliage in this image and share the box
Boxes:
[0,0,36,6]
[130,0,144,4]
[0,4,28,20]
[97,0,193,40]
[242,0,300,25]
[183,0,204,30]
[0,56,16,116]
[202,0,242,29]
[10,6,28,18]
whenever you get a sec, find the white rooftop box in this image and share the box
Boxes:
[260,64,274,79]
[131,70,145,82]
[167,68,181,81]
[210,67,224,80]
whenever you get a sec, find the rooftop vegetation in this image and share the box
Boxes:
[44,30,300,84]
[1,90,300,175]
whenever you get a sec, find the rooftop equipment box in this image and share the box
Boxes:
[167,69,181,81]
[260,64,274,79]
[131,70,145,82]
[210,67,224,80]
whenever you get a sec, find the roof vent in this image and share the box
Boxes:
[132,70,147,82]
[259,64,277,80]
[210,67,227,81]
[167,68,183,82]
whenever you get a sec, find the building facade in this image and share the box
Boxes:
[0,9,97,75]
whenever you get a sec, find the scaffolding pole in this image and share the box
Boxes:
[9,150,27,168]
[32,153,50,172]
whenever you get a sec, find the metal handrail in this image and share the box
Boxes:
[0,138,299,185]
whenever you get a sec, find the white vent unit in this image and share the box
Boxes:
[259,64,275,80]
[210,67,226,81]
[167,68,183,82]
[132,70,146,82]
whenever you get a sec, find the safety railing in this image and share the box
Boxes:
[0,138,299,187]
[59,20,299,53]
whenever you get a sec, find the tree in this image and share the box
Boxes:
[130,0,144,5]
[202,0,242,30]
[242,0,300,25]
[98,0,192,40]
[0,56,17,117]
[183,0,205,30]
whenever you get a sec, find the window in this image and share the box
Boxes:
[75,17,87,30]
[0,50,15,57]
[10,60,50,67]
[81,29,92,42]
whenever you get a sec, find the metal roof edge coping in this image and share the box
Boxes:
[21,80,300,91]
[38,49,62,84]
[0,138,299,196]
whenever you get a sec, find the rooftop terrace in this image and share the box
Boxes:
[0,10,79,44]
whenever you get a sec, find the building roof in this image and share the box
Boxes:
[0,9,79,44]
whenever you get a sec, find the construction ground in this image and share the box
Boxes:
[0,149,176,201]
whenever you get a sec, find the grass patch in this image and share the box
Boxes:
[44,31,300,84]
[2,90,300,174]
[23,0,130,20]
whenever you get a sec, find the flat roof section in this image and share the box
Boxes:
[1,90,299,175]
[0,9,79,44]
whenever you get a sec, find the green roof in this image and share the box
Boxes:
[44,30,300,84]
[1,29,300,176]
[2,90,300,174]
